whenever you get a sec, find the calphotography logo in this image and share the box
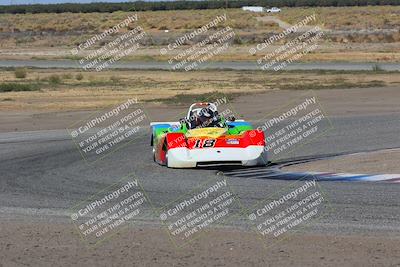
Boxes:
[70,14,147,71]
[247,177,331,249]
[160,13,236,71]
[251,92,334,162]
[68,98,151,163]
[249,14,325,71]
[158,177,241,248]
[70,175,150,246]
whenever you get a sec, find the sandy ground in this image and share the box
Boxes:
[284,148,400,174]
[1,220,399,267]
[1,43,400,62]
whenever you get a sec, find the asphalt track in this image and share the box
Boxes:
[1,113,400,236]
[1,59,400,71]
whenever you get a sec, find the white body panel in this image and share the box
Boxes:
[167,146,267,168]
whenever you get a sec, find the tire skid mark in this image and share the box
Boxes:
[222,149,400,183]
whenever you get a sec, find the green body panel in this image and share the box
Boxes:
[227,125,253,135]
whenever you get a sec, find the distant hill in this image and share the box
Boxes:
[1,0,400,14]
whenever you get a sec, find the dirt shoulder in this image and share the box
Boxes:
[283,149,400,174]
[1,69,399,112]
[1,86,400,132]
[2,43,400,62]
[1,221,399,267]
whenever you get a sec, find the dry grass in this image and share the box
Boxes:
[0,9,265,33]
[1,46,399,63]
[1,6,399,34]
[0,68,398,111]
[276,6,400,30]
[1,6,399,62]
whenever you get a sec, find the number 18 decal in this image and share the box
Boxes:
[194,139,216,148]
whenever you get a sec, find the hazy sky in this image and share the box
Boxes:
[0,0,175,5]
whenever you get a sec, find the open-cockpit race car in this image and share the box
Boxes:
[150,102,267,168]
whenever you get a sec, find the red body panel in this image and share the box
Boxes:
[185,130,265,148]
[155,130,265,165]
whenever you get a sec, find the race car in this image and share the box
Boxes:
[150,102,267,168]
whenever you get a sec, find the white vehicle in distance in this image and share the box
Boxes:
[266,7,281,13]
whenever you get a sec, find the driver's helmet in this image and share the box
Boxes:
[198,107,214,126]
